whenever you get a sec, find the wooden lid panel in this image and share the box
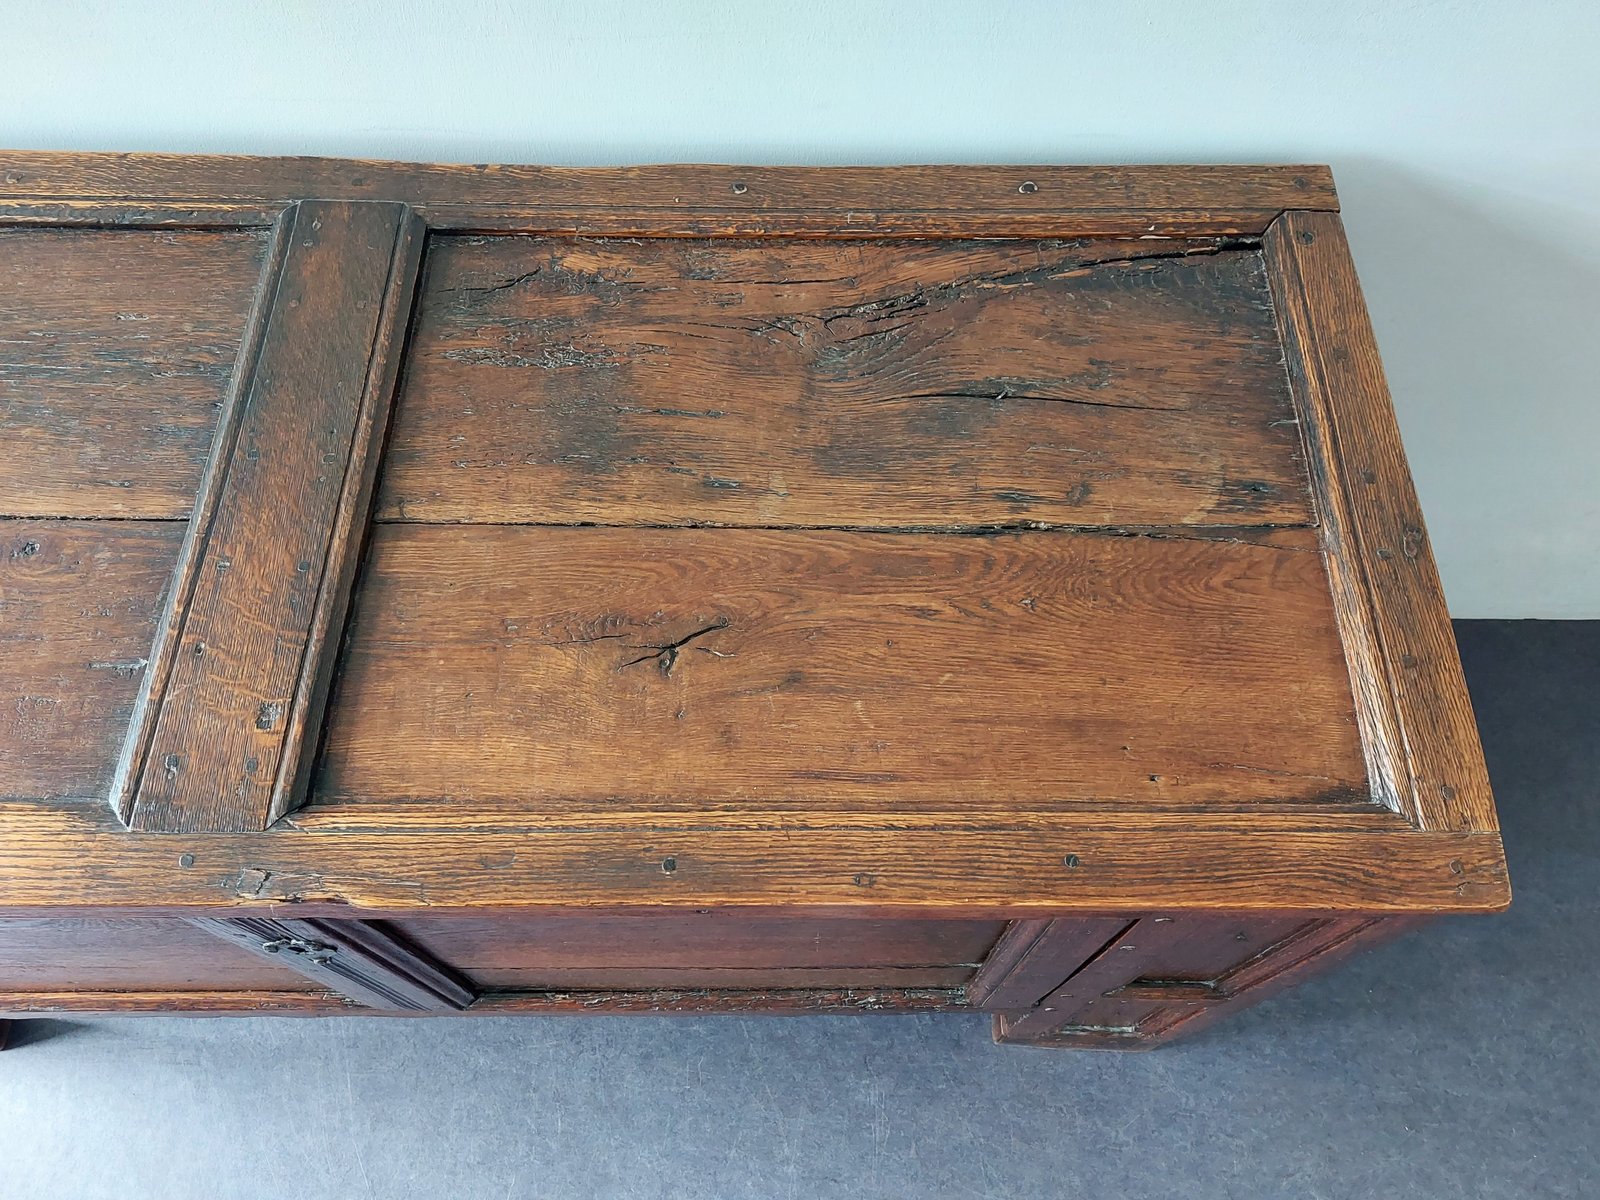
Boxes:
[0,521,182,807]
[0,228,270,519]
[0,157,1505,913]
[310,524,1369,818]
[376,235,1312,528]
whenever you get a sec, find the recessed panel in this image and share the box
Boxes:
[0,228,270,518]
[378,235,1310,527]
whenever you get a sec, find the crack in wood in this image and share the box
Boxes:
[618,618,732,677]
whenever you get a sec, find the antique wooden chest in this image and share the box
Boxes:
[0,154,1506,1050]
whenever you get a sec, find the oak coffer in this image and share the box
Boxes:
[0,154,1506,1051]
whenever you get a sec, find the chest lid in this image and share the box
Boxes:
[0,156,1505,915]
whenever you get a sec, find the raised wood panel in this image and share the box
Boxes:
[0,521,183,803]
[313,524,1368,815]
[192,916,476,1010]
[0,228,270,518]
[966,917,1132,1009]
[992,914,1414,1047]
[1037,914,1314,1033]
[1265,211,1495,833]
[0,918,319,990]
[993,913,1311,1040]
[378,236,1311,528]
[116,201,424,832]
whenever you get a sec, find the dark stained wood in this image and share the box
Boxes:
[0,916,321,990]
[314,525,1368,815]
[466,967,977,988]
[114,200,425,832]
[191,917,476,1011]
[0,155,1338,237]
[994,913,1316,1040]
[992,914,1416,1047]
[0,990,357,1015]
[0,522,184,805]
[0,228,270,518]
[1124,916,1421,1046]
[0,986,966,1016]
[389,913,1004,990]
[378,236,1311,528]
[966,917,1133,1009]
[1265,211,1496,834]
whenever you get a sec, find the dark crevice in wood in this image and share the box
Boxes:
[811,237,1260,326]
[367,518,1317,541]
[441,268,543,296]
[467,986,969,1013]
[618,618,732,676]
[891,389,1180,413]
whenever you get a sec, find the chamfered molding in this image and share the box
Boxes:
[1263,210,1497,834]
[110,198,425,832]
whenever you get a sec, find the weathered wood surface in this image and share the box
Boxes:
[0,813,1508,912]
[0,156,1337,236]
[378,236,1311,527]
[1266,211,1496,834]
[0,521,183,804]
[0,228,268,518]
[115,200,424,832]
[313,524,1366,814]
[0,156,1508,1046]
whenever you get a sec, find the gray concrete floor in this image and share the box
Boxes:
[2,620,1595,1199]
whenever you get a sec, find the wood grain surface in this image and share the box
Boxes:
[0,917,320,990]
[993,912,1315,1039]
[312,524,1367,815]
[1266,211,1497,835]
[0,158,1509,1042]
[0,228,269,518]
[965,917,1133,1009]
[0,816,1510,912]
[378,235,1311,527]
[0,521,183,804]
[0,155,1338,237]
[115,201,424,832]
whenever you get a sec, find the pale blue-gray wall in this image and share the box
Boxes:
[5,0,1596,616]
